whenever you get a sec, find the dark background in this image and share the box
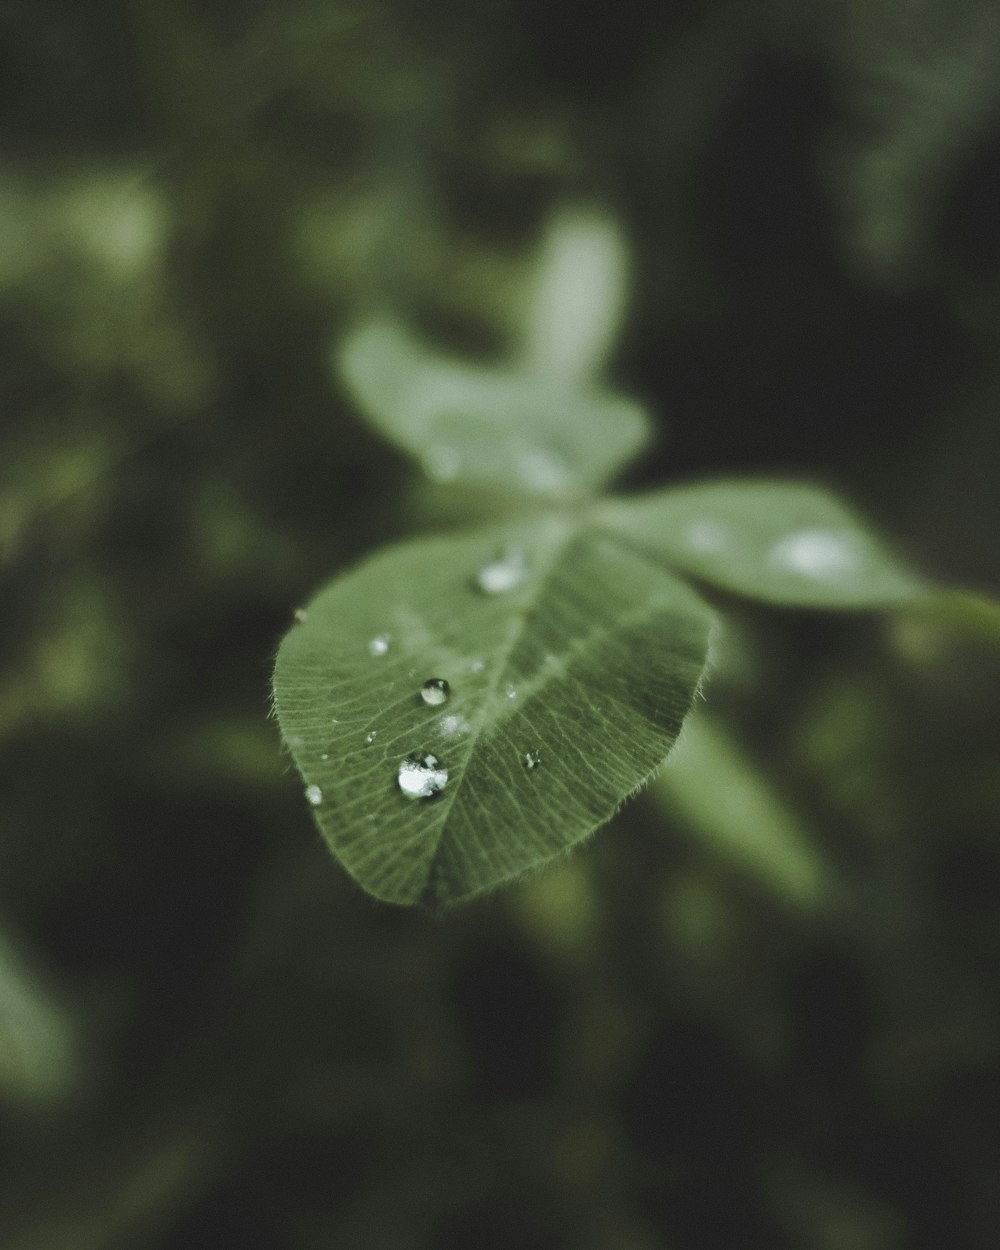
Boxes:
[2,1,1000,1246]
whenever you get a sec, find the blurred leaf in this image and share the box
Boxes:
[654,713,833,909]
[336,318,650,497]
[828,0,1000,273]
[520,206,630,385]
[893,588,1000,649]
[0,926,78,1106]
[600,479,927,608]
[273,515,711,905]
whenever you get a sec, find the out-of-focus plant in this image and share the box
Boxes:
[272,208,981,906]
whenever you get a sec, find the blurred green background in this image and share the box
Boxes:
[2,1,1000,1246]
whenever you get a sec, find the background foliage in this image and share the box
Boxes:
[2,0,1000,1246]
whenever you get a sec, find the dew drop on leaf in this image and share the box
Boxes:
[682,519,727,553]
[368,634,390,656]
[439,713,470,737]
[523,750,541,770]
[505,683,517,700]
[305,784,323,806]
[469,658,485,673]
[474,548,528,594]
[397,753,449,800]
[365,730,377,745]
[423,445,462,482]
[767,529,858,581]
[293,607,308,624]
[420,678,450,706]
[517,449,571,494]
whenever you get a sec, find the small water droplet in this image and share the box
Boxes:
[330,717,339,725]
[305,784,323,806]
[423,445,462,482]
[523,750,541,770]
[365,730,377,745]
[420,678,450,706]
[293,607,308,624]
[475,547,528,594]
[517,449,571,494]
[439,712,470,737]
[368,634,390,656]
[320,752,329,761]
[469,658,485,673]
[768,529,859,580]
[683,519,727,554]
[397,753,449,800]
[505,683,517,700]
[287,734,304,748]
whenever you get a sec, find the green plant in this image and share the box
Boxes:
[273,211,936,907]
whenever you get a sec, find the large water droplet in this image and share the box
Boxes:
[768,529,859,580]
[368,634,390,656]
[397,753,449,800]
[475,547,528,594]
[305,784,323,806]
[420,678,450,706]
[523,750,541,770]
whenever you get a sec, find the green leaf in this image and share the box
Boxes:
[893,589,1000,649]
[599,479,927,608]
[826,0,1000,274]
[0,927,78,1105]
[336,318,650,497]
[273,516,712,905]
[652,713,834,910]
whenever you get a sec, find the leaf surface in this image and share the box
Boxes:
[336,318,650,497]
[600,479,927,608]
[273,516,712,904]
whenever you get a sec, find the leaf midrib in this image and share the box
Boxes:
[414,517,580,893]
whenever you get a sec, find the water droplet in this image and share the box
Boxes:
[423,445,462,482]
[293,607,308,624]
[365,730,377,745]
[420,678,450,706]
[505,683,517,700]
[368,634,390,656]
[683,519,727,554]
[518,449,571,494]
[305,784,323,806]
[330,717,339,725]
[439,713,470,737]
[469,658,485,673]
[287,734,304,748]
[320,752,329,761]
[523,750,541,770]
[767,529,859,580]
[475,547,528,594]
[397,753,449,800]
